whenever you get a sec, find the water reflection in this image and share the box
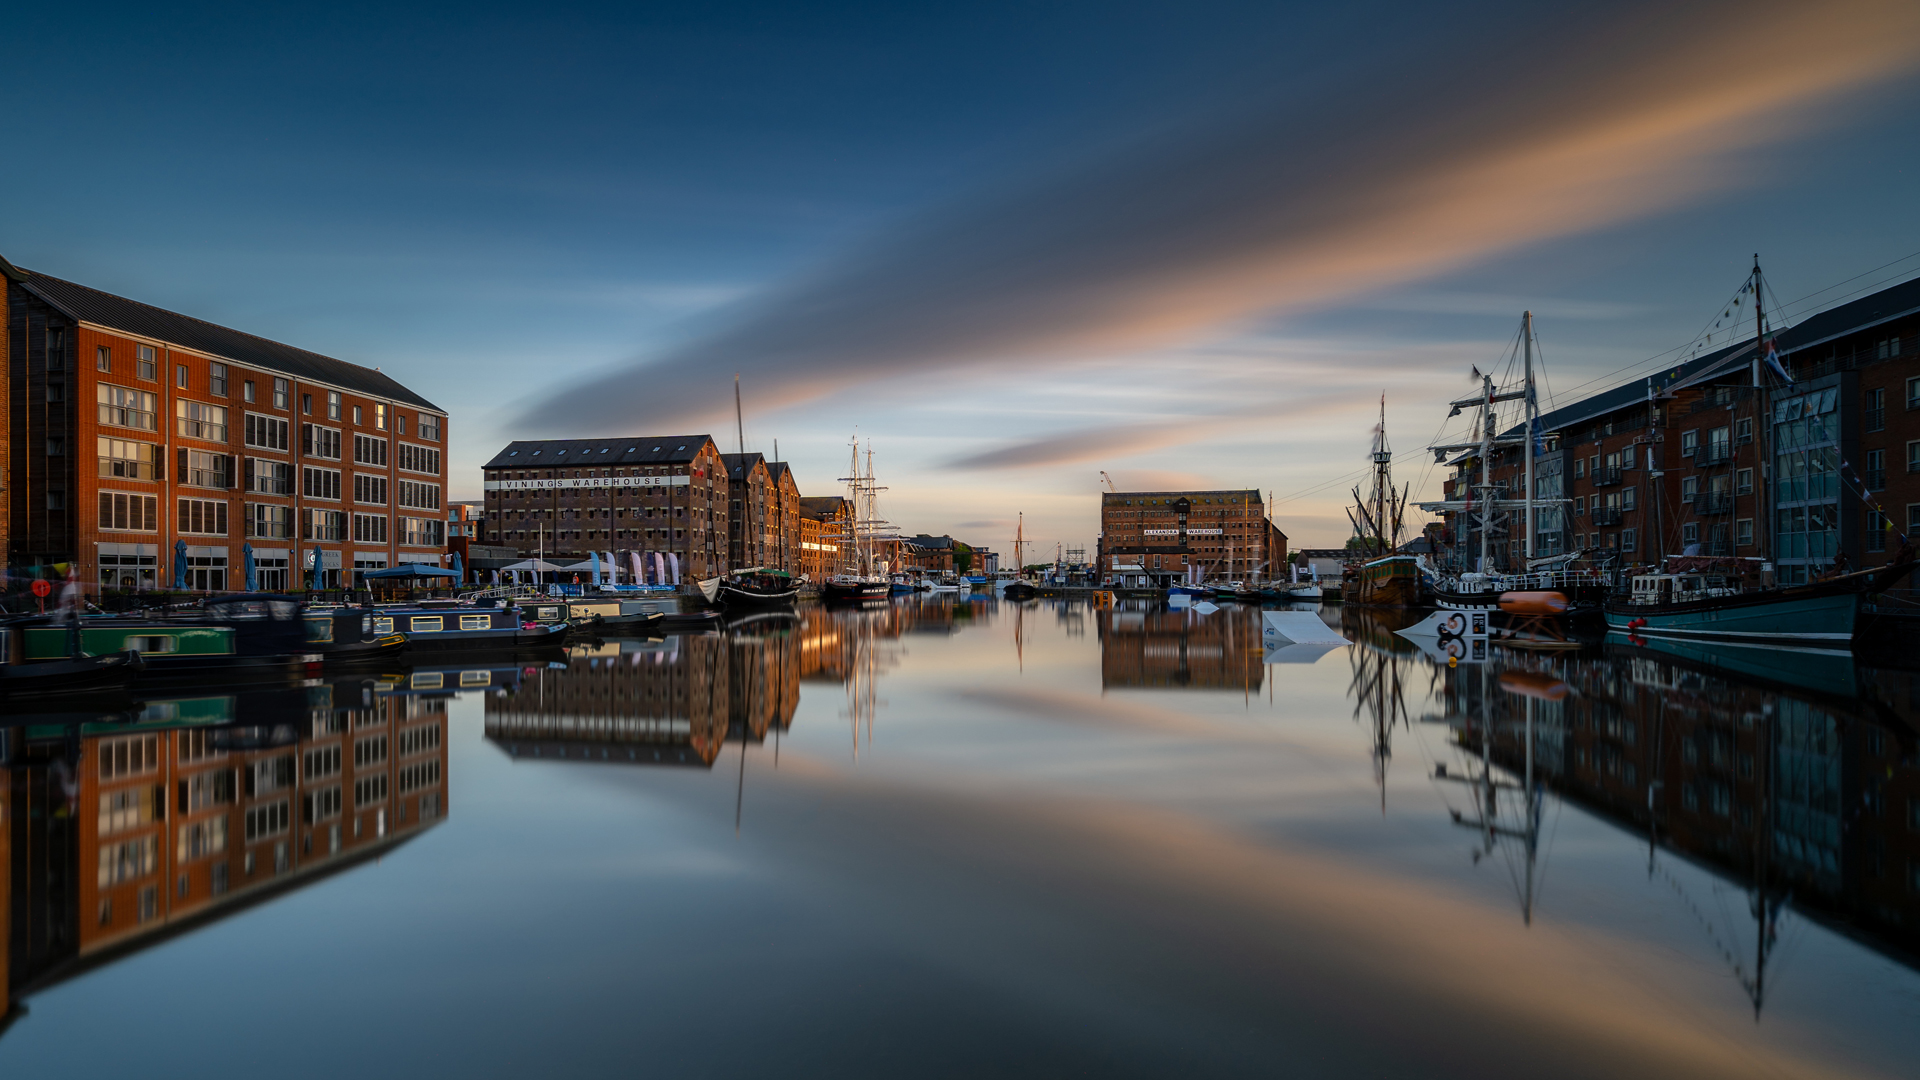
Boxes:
[2,677,450,1031]
[1408,613,1920,1007]
[1098,605,1263,690]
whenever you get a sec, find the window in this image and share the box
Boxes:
[1738,518,1754,547]
[137,344,157,381]
[100,734,160,779]
[303,508,346,541]
[1682,522,1699,545]
[1867,449,1887,491]
[398,444,440,474]
[1735,417,1753,444]
[398,759,441,793]
[178,498,229,536]
[1572,458,1584,479]
[99,786,159,835]
[375,403,387,430]
[1877,335,1903,359]
[247,503,292,539]
[1909,441,1920,474]
[354,474,388,504]
[353,513,388,543]
[181,770,236,814]
[1736,468,1753,494]
[302,392,313,415]
[98,384,158,430]
[396,414,407,436]
[397,479,440,509]
[98,437,161,480]
[1573,495,1585,516]
[176,400,229,441]
[247,458,293,494]
[243,379,256,403]
[1866,511,1888,553]
[94,345,111,372]
[419,415,441,442]
[100,551,158,589]
[303,424,342,459]
[98,836,158,887]
[46,436,65,456]
[244,801,290,842]
[245,413,289,451]
[1910,504,1920,534]
[355,735,388,767]
[398,725,442,756]
[176,364,189,388]
[353,405,362,426]
[1681,476,1699,501]
[209,362,228,397]
[303,466,341,500]
[327,391,341,420]
[1909,376,1920,410]
[353,435,388,466]
[1621,528,1636,552]
[305,744,342,779]
[1680,430,1698,455]
[98,492,159,532]
[354,773,388,808]
[177,818,227,862]
[1622,486,1635,511]
[398,516,445,547]
[180,448,233,488]
[304,786,343,824]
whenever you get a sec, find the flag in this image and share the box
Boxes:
[1761,338,1793,384]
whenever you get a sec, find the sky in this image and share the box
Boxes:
[5,0,1920,555]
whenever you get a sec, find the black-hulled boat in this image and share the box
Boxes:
[823,579,891,603]
[719,570,800,609]
[23,594,315,679]
[0,623,143,696]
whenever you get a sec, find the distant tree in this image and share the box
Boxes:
[953,541,973,575]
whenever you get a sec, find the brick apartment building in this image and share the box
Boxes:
[798,496,849,581]
[2,255,450,594]
[1429,273,1920,586]
[1097,489,1288,588]
[480,435,732,580]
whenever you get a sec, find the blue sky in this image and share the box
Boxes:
[6,1,1920,553]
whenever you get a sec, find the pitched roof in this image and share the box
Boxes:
[483,436,718,468]
[766,461,794,485]
[720,452,768,480]
[1776,273,1920,355]
[799,496,847,520]
[15,268,444,413]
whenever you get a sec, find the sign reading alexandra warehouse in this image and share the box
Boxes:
[485,475,691,491]
[1142,528,1225,537]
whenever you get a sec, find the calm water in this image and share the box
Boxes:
[3,598,1918,1078]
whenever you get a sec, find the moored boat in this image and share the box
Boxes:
[368,600,571,651]
[1603,554,1917,644]
[0,623,143,697]
[1341,554,1423,607]
[718,570,800,609]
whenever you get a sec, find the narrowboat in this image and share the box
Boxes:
[366,600,571,651]
[569,594,713,633]
[0,622,143,697]
[19,594,316,678]
[302,607,411,666]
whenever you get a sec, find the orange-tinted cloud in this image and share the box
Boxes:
[520,0,1920,434]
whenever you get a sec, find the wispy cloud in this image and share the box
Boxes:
[518,0,1920,435]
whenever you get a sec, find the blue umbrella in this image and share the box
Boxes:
[173,539,188,589]
[242,541,258,591]
[451,552,464,584]
[307,546,321,589]
[590,550,601,586]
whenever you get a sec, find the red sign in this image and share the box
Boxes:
[30,580,52,598]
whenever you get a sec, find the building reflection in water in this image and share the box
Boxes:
[2,677,452,1031]
[1097,604,1264,691]
[1389,608,1920,1009]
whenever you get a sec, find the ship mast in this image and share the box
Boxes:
[1523,310,1536,564]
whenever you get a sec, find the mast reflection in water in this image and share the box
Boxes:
[1,678,450,1031]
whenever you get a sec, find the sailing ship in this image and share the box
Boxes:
[822,439,894,603]
[1341,397,1422,607]
[1604,554,1914,643]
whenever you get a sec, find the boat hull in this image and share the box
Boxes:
[823,581,891,603]
[1342,558,1422,608]
[718,584,799,609]
[1603,589,1860,643]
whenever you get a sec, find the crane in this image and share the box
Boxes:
[1100,471,1117,492]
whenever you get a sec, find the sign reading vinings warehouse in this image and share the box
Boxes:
[485,476,691,491]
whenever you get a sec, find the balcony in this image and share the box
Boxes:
[1866,406,1885,432]
[1695,493,1734,515]
[1591,466,1622,487]
[1867,468,1887,491]
[1695,444,1732,467]
[1590,507,1624,526]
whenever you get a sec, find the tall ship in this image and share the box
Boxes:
[1341,397,1422,607]
[822,439,894,603]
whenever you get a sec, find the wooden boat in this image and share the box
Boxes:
[1603,554,1917,645]
[586,609,669,635]
[1001,581,1038,600]
[1341,554,1423,607]
[718,569,800,609]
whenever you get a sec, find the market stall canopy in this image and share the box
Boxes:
[360,563,460,579]
[501,559,565,573]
